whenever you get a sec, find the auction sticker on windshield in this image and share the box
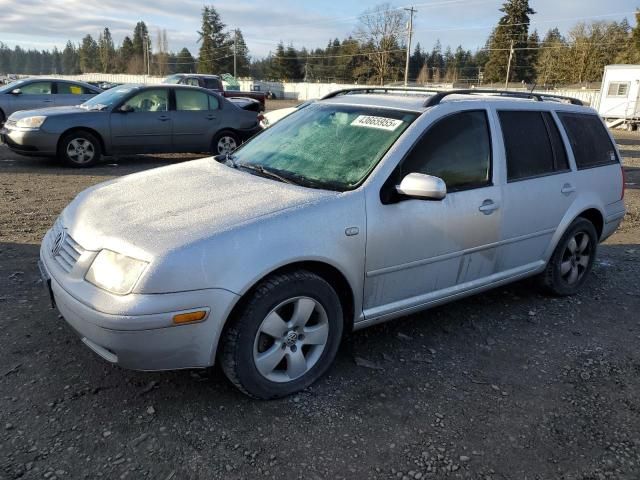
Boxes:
[351,115,404,131]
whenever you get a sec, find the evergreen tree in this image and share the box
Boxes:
[232,29,251,77]
[175,47,195,73]
[131,21,150,74]
[118,36,134,72]
[197,5,231,73]
[62,41,79,74]
[98,28,116,73]
[79,34,99,72]
[484,0,535,83]
[408,43,425,81]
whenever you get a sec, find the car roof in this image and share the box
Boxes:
[22,77,100,89]
[319,90,593,114]
[171,73,220,79]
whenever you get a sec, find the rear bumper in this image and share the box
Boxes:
[602,200,626,241]
[39,256,240,371]
[1,126,58,155]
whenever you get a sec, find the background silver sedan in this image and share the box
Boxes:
[1,84,261,167]
[0,78,101,125]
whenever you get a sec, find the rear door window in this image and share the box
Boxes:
[557,112,619,169]
[499,110,567,182]
[204,78,222,90]
[175,89,210,111]
[56,82,93,95]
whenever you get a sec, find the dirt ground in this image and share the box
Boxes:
[1,106,640,480]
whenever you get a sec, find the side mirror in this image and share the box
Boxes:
[118,104,134,113]
[10,88,21,95]
[396,173,447,200]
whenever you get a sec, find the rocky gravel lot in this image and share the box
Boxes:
[1,111,639,479]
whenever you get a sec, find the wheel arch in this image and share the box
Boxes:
[57,127,106,156]
[213,260,356,364]
[545,204,606,264]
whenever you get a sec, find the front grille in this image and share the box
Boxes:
[47,220,85,273]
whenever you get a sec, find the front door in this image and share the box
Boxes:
[110,88,172,153]
[171,89,220,152]
[11,81,54,114]
[363,108,502,320]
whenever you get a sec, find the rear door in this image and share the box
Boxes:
[171,88,221,152]
[110,88,172,153]
[54,82,97,107]
[12,81,54,113]
[495,109,574,272]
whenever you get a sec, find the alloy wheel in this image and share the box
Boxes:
[560,231,591,285]
[252,296,329,383]
[66,138,95,164]
[217,136,237,155]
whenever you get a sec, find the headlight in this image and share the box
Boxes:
[85,250,148,295]
[15,116,46,129]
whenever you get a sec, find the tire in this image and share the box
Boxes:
[58,131,102,167]
[220,270,344,399]
[0,109,5,127]
[539,217,598,296]
[211,130,240,156]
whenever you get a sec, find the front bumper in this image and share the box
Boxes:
[0,125,58,155]
[38,257,240,371]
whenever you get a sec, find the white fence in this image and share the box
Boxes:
[33,73,601,106]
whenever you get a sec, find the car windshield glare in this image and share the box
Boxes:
[163,75,182,84]
[81,85,140,109]
[0,79,26,93]
[232,104,417,190]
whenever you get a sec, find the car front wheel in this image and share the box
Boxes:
[220,270,344,399]
[59,131,102,167]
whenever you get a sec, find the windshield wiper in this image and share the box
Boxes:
[237,163,298,185]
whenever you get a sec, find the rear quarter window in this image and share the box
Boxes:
[557,112,619,169]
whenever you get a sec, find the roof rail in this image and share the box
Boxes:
[423,89,584,107]
[321,86,441,100]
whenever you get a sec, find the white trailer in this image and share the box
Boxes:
[598,65,640,130]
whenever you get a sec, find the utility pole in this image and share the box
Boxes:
[404,6,416,87]
[233,29,238,78]
[504,39,514,90]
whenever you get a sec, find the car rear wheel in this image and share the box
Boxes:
[0,109,5,127]
[59,131,102,167]
[212,131,239,156]
[220,270,344,399]
[539,217,598,296]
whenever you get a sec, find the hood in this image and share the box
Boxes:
[9,105,94,120]
[62,158,334,258]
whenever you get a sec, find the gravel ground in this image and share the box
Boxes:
[1,109,639,479]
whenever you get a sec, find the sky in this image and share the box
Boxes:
[0,0,637,59]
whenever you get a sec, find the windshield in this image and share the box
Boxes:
[80,84,140,110]
[0,79,26,93]
[163,75,183,84]
[232,104,417,190]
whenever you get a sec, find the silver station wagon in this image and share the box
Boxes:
[39,88,626,399]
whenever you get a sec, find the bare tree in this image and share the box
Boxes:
[155,29,169,76]
[356,4,407,85]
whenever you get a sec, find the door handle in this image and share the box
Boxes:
[43,99,53,103]
[206,115,216,120]
[561,183,576,195]
[158,115,170,122]
[479,199,499,215]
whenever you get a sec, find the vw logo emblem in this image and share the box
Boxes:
[51,229,66,257]
[285,331,298,346]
